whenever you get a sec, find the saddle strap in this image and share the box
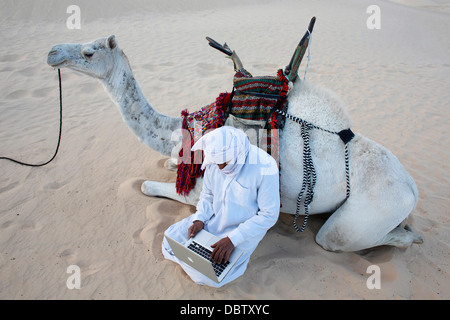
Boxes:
[276,109,355,232]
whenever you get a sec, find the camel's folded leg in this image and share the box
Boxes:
[315,188,420,252]
[373,224,424,248]
[165,158,178,171]
[141,180,201,206]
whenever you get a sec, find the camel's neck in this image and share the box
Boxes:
[101,51,182,157]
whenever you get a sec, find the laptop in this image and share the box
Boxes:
[165,229,243,283]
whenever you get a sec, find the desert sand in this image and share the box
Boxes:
[0,0,448,300]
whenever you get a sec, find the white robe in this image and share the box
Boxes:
[162,144,280,287]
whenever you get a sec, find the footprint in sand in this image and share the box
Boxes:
[18,66,39,77]
[135,200,191,259]
[5,89,30,100]
[83,135,97,151]
[159,62,176,67]
[42,180,68,191]
[60,249,103,278]
[132,228,144,245]
[59,249,77,265]
[0,66,14,73]
[117,177,148,204]
[159,75,176,82]
[78,263,103,277]
[1,219,41,232]
[142,62,177,82]
[0,181,20,194]
[196,62,230,77]
[19,220,41,231]
[142,63,163,72]
[31,87,54,98]
[1,220,14,229]
[79,82,100,94]
[0,54,23,63]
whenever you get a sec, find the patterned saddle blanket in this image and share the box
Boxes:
[176,69,289,196]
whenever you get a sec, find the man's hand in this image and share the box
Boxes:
[188,220,204,239]
[211,237,235,264]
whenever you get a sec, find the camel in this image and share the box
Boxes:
[47,34,423,252]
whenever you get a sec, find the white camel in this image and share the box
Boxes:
[47,35,423,252]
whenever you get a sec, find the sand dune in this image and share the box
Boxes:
[0,0,449,299]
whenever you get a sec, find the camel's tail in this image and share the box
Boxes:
[410,177,419,211]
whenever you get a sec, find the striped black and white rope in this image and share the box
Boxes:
[276,109,353,232]
[344,144,351,199]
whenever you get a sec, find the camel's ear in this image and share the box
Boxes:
[107,35,117,50]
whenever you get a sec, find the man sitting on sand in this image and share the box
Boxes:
[162,126,280,287]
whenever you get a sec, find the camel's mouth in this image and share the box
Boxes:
[48,60,68,68]
[47,48,69,68]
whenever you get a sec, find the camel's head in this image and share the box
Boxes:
[47,35,119,79]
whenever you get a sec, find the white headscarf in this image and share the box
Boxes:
[191,126,250,176]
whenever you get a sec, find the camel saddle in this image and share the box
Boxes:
[176,17,316,196]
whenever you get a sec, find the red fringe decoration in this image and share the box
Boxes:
[175,93,230,196]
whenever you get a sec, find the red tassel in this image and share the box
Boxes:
[175,95,229,196]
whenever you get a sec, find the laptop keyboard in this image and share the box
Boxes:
[188,241,230,277]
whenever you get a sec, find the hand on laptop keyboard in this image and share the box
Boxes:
[188,220,204,239]
[211,237,235,264]
[188,241,231,277]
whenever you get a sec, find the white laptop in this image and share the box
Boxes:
[165,229,243,283]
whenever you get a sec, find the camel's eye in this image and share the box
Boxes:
[84,52,94,59]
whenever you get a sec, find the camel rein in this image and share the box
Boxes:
[275,109,355,232]
[0,69,63,167]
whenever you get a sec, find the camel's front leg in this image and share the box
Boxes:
[141,180,202,206]
[165,158,178,171]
